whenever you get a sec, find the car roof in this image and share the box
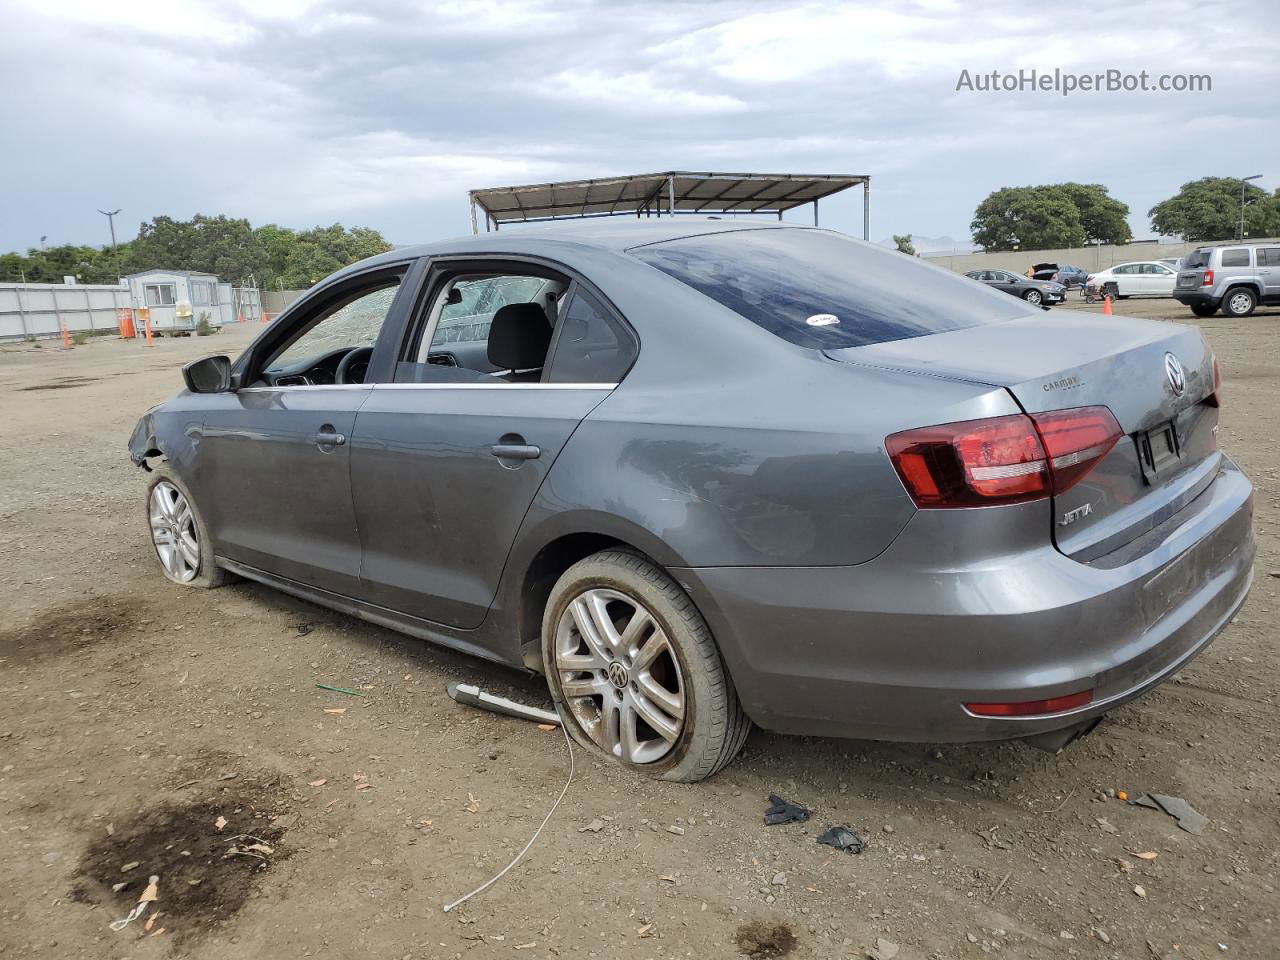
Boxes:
[363,218,803,265]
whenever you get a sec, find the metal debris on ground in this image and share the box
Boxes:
[315,683,364,697]
[763,793,810,825]
[447,681,561,726]
[1128,793,1209,835]
[816,825,864,854]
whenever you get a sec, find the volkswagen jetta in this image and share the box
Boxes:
[130,220,1255,782]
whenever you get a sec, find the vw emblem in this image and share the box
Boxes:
[1164,353,1185,396]
[606,661,629,689]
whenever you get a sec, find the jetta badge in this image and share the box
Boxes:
[1164,353,1185,396]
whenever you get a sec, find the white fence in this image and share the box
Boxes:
[0,283,132,340]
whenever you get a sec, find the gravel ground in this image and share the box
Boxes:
[1,300,1277,960]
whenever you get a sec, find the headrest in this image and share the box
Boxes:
[488,303,551,370]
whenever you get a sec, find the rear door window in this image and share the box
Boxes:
[631,228,1031,349]
[1259,247,1280,267]
[545,288,637,383]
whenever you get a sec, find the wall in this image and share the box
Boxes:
[922,236,1280,275]
[0,283,131,340]
[263,289,305,316]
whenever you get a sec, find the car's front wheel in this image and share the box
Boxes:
[542,549,749,782]
[144,464,228,588]
[1022,289,1043,306]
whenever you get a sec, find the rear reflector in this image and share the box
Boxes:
[886,407,1122,508]
[966,689,1094,717]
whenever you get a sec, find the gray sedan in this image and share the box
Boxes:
[965,268,1067,305]
[130,221,1255,782]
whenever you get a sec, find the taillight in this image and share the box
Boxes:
[886,407,1122,508]
[1202,269,1214,286]
[1206,355,1222,408]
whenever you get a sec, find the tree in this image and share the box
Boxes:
[2,216,389,289]
[971,186,1086,251]
[1055,183,1132,244]
[892,234,916,255]
[1149,177,1280,241]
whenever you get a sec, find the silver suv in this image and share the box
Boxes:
[1174,242,1280,318]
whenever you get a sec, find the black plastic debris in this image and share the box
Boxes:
[816,825,864,854]
[763,793,811,825]
[1129,792,1209,835]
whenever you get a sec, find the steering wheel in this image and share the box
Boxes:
[336,346,375,384]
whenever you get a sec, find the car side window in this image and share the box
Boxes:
[1257,247,1280,267]
[396,269,568,384]
[271,282,400,371]
[545,289,637,384]
[1220,248,1251,268]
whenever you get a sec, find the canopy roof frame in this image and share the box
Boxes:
[468,171,871,239]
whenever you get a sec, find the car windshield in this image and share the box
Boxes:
[631,228,1032,349]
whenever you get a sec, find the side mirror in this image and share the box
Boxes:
[182,355,232,393]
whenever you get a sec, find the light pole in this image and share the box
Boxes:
[97,208,122,279]
[1238,175,1261,242]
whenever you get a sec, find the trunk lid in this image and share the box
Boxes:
[826,311,1221,561]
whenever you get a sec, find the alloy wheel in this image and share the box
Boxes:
[1228,292,1252,315]
[149,481,200,583]
[1025,290,1042,305]
[554,588,685,764]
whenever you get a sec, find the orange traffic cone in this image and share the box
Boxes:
[61,319,71,349]
[1102,294,1113,316]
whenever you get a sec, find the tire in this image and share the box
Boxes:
[1221,287,1257,318]
[143,463,229,589]
[1022,289,1043,306]
[542,549,749,782]
[1105,282,1121,300]
[1190,303,1218,318]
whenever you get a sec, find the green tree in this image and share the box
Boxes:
[971,186,1086,251]
[892,234,916,255]
[1148,177,1280,241]
[1055,183,1132,244]
[127,214,268,285]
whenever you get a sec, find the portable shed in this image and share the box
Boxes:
[125,270,234,333]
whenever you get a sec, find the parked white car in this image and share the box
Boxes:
[1086,261,1179,299]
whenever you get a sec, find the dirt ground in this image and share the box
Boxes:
[1,299,1277,960]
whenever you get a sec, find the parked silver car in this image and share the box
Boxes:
[1175,242,1280,317]
[130,221,1255,781]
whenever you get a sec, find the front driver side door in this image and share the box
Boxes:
[194,267,412,595]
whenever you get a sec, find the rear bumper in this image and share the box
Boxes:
[676,458,1255,743]
[1173,290,1218,307]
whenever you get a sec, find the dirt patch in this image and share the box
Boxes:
[0,595,144,663]
[733,920,797,958]
[71,772,293,944]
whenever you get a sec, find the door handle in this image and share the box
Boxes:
[491,443,541,460]
[315,430,346,447]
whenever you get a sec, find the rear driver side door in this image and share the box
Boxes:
[349,264,638,631]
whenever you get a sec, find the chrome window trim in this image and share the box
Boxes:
[236,384,374,393]
[373,382,618,391]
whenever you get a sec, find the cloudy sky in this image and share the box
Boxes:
[2,0,1276,253]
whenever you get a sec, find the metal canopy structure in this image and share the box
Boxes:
[468,171,871,239]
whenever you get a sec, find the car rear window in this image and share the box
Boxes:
[1183,248,1212,269]
[630,228,1032,349]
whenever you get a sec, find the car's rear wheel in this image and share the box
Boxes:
[1221,288,1257,317]
[542,549,749,782]
[144,464,228,588]
[1190,303,1218,317]
[1022,289,1043,306]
